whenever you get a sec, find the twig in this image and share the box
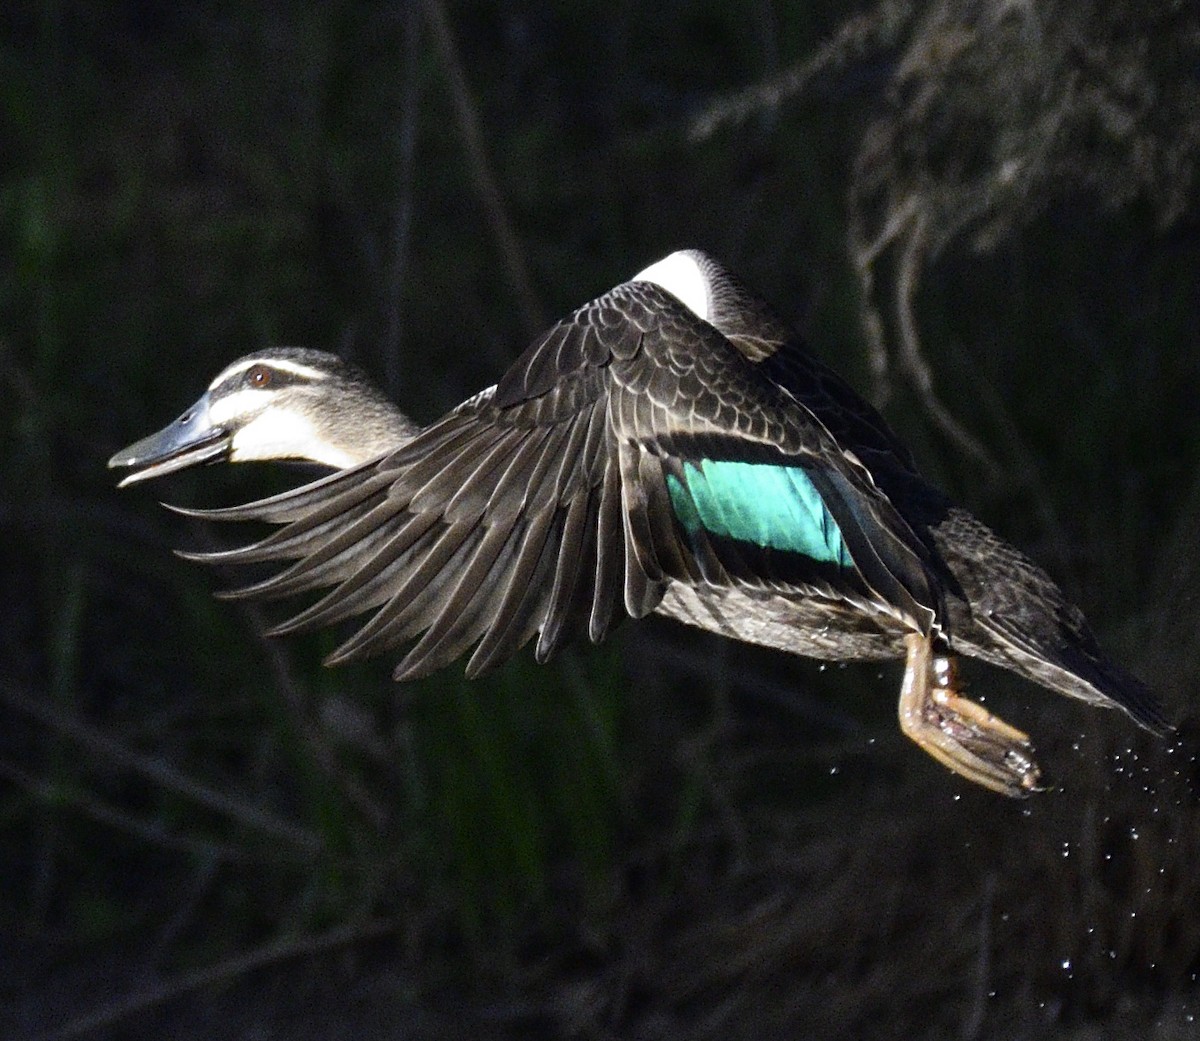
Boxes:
[0,758,270,865]
[850,193,922,404]
[688,1,910,141]
[892,208,1000,472]
[36,919,399,1041]
[383,0,424,400]
[189,523,391,832]
[232,593,391,832]
[187,525,391,834]
[973,374,1075,581]
[422,0,545,339]
[0,681,320,854]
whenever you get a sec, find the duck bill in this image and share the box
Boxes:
[108,392,231,487]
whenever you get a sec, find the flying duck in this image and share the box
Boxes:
[109,250,1168,796]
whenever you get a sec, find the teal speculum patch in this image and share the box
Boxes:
[667,459,853,567]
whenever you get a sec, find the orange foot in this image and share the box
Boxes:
[898,633,1043,797]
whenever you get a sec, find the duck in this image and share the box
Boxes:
[109,250,1168,797]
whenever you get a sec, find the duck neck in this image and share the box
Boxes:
[323,393,422,467]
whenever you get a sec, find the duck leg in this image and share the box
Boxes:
[898,633,1043,797]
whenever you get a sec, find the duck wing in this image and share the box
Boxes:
[179,280,942,680]
[680,249,921,477]
[922,504,1170,733]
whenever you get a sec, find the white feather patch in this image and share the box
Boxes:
[631,251,710,321]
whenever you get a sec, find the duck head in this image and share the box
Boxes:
[108,348,417,486]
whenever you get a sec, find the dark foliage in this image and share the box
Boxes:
[2,1,1199,1038]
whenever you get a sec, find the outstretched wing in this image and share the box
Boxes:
[180,280,942,680]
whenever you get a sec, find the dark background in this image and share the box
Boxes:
[4,1,1200,1038]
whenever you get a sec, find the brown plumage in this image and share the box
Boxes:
[111,250,1168,796]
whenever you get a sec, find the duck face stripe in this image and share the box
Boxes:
[667,460,853,567]
[210,356,331,390]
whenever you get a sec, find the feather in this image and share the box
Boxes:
[139,256,1161,743]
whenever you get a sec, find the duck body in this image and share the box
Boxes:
[110,250,1167,796]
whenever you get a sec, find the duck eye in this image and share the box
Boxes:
[247,365,272,388]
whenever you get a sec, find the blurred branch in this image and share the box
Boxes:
[229,592,391,832]
[890,207,999,471]
[383,0,424,399]
[186,516,391,830]
[422,0,545,338]
[0,337,39,413]
[39,918,399,1041]
[0,681,320,855]
[688,1,910,141]
[973,374,1075,581]
[850,192,918,404]
[0,758,264,865]
[850,192,1001,472]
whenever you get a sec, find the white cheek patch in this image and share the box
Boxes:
[632,251,710,321]
[229,407,358,468]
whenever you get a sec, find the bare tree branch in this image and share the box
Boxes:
[688,2,911,142]
[38,919,399,1041]
[383,0,425,400]
[0,681,321,854]
[422,0,545,338]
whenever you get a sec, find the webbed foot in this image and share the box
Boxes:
[898,633,1042,797]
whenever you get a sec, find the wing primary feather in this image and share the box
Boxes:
[536,493,591,661]
[323,520,479,665]
[176,493,385,567]
[645,456,705,583]
[524,420,583,506]
[616,448,671,618]
[264,511,442,635]
[393,520,521,679]
[168,464,389,525]
[174,471,394,568]
[439,428,529,524]
[588,460,624,643]
[485,425,554,523]
[465,506,559,676]
[399,423,510,508]
[215,502,422,603]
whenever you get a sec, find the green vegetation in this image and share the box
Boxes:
[2,2,1199,1038]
